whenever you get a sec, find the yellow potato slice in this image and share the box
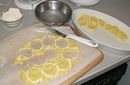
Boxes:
[90,16,97,22]
[42,35,56,46]
[19,69,32,84]
[117,31,128,41]
[54,57,71,71]
[55,37,70,49]
[104,23,112,32]
[27,68,42,83]
[98,19,106,28]
[41,63,59,78]
[110,25,120,36]
[54,57,72,76]
[87,21,97,30]
[30,40,43,50]
[77,14,89,27]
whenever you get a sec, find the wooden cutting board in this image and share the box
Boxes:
[0,23,103,85]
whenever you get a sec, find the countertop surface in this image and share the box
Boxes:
[0,0,130,85]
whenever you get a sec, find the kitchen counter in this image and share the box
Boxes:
[0,0,130,85]
[65,0,130,84]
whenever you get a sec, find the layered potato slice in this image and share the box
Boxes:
[13,35,80,84]
[42,35,57,46]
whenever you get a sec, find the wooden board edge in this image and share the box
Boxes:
[60,51,104,85]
